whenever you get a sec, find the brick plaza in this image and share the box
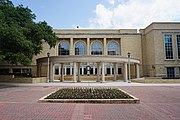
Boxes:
[0,84,180,120]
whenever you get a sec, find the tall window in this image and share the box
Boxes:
[164,35,173,59]
[177,35,180,59]
[107,41,120,55]
[75,41,86,55]
[91,41,103,55]
[166,67,175,78]
[58,41,69,55]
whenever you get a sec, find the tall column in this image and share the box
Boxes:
[93,66,95,75]
[82,66,84,75]
[70,38,74,55]
[50,63,54,82]
[110,65,112,75]
[52,64,55,82]
[136,64,140,78]
[103,38,107,55]
[97,62,100,82]
[73,62,77,82]
[59,64,61,75]
[87,38,90,55]
[70,65,72,75]
[124,63,128,82]
[77,62,81,82]
[61,63,64,82]
[64,66,67,75]
[113,63,117,81]
[101,62,105,82]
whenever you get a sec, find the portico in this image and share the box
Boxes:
[37,55,140,82]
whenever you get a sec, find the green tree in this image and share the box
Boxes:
[0,0,57,65]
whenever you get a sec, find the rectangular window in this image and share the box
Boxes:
[55,66,59,75]
[0,68,9,75]
[164,35,173,59]
[107,68,110,74]
[177,35,180,59]
[166,67,175,78]
[118,67,122,74]
[66,68,70,75]
[22,68,31,74]
[12,68,21,73]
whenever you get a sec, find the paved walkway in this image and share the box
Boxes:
[0,82,180,120]
[1,80,180,87]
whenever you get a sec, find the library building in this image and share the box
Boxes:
[0,22,180,82]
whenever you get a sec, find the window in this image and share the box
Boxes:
[166,67,175,78]
[91,41,103,55]
[107,41,120,55]
[55,66,59,75]
[75,41,86,55]
[118,67,122,74]
[0,68,9,74]
[177,35,180,59]
[164,35,173,59]
[12,68,21,73]
[106,67,110,74]
[58,41,69,55]
[66,68,70,75]
[22,68,31,74]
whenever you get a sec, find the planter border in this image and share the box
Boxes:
[38,88,140,104]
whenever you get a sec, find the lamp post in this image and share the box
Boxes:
[47,52,50,83]
[128,52,131,83]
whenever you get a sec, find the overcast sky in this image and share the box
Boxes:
[12,0,180,29]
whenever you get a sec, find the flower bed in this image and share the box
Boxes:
[45,88,133,99]
[39,88,140,104]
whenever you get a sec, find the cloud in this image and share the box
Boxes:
[89,0,180,29]
[89,4,113,28]
[108,0,116,5]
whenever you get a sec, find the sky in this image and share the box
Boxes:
[11,0,180,29]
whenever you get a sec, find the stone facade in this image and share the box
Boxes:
[0,22,180,82]
[140,22,180,77]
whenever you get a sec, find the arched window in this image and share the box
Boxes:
[91,41,103,55]
[58,41,69,55]
[107,41,120,55]
[75,41,86,55]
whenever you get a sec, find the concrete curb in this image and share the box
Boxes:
[38,88,140,104]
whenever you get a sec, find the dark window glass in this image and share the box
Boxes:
[95,68,97,75]
[75,41,86,55]
[55,66,59,75]
[107,68,110,74]
[108,41,120,55]
[84,68,87,74]
[164,35,173,59]
[58,41,70,55]
[66,68,70,75]
[0,68,9,74]
[91,41,103,55]
[90,67,93,74]
[167,67,175,78]
[177,35,180,59]
[22,68,31,74]
[118,68,122,74]
[13,68,21,73]
[112,68,114,74]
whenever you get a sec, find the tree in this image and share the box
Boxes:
[0,0,57,65]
